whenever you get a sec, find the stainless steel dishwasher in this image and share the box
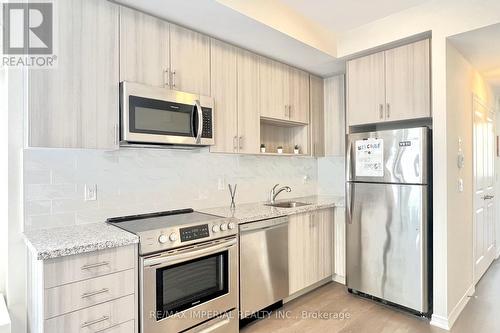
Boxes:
[239,216,289,318]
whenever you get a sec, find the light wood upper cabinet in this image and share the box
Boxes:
[310,74,345,157]
[346,52,385,126]
[289,209,333,294]
[119,6,169,87]
[324,75,345,156]
[170,24,211,96]
[259,58,310,124]
[237,49,260,154]
[385,39,430,121]
[347,39,430,127]
[259,57,286,120]
[287,67,310,123]
[28,0,119,149]
[310,75,325,157]
[210,39,238,153]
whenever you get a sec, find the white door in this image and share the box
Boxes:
[473,95,496,284]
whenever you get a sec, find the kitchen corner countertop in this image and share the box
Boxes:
[198,195,344,224]
[23,223,139,260]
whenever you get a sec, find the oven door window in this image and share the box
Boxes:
[129,95,195,137]
[156,251,229,320]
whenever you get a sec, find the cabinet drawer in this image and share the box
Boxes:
[44,295,135,333]
[92,320,134,333]
[44,269,135,319]
[44,245,136,288]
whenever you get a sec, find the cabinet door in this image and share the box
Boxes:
[28,0,119,149]
[346,52,385,126]
[287,67,310,123]
[334,207,346,284]
[289,213,314,294]
[210,39,238,153]
[385,39,430,121]
[170,24,210,95]
[237,50,260,154]
[310,75,325,156]
[316,209,334,280]
[119,6,169,87]
[324,75,345,156]
[259,57,286,120]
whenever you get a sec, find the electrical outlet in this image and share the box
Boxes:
[84,184,98,201]
[303,175,310,184]
[457,178,464,193]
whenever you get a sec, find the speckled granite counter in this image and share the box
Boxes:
[198,195,344,224]
[24,223,139,260]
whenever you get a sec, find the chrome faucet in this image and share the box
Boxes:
[269,184,292,204]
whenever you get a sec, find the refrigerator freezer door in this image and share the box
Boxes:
[346,182,428,313]
[347,127,428,184]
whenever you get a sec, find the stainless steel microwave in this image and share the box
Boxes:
[120,81,214,147]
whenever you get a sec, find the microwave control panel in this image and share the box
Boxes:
[180,224,210,242]
[201,108,213,139]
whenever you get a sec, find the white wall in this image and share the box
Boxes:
[23,149,319,230]
[0,68,7,295]
[334,0,500,328]
[445,41,497,314]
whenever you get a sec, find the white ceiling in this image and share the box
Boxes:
[449,23,500,93]
[279,0,428,32]
[115,0,430,76]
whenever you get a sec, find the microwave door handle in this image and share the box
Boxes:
[195,100,203,144]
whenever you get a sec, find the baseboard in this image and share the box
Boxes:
[332,274,345,285]
[430,284,475,331]
[284,277,332,303]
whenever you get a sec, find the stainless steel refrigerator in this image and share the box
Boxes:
[346,127,430,314]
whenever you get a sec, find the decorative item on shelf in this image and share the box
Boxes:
[294,145,300,155]
[277,146,283,154]
[260,144,266,153]
[228,184,237,209]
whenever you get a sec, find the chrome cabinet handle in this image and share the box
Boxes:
[285,105,288,118]
[163,68,170,87]
[171,70,176,87]
[233,136,238,151]
[239,136,244,150]
[386,103,390,118]
[81,288,109,299]
[114,124,119,146]
[81,315,110,328]
[81,262,109,271]
[289,105,292,119]
[379,104,384,119]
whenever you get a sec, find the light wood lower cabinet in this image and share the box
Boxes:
[28,245,138,333]
[333,207,346,284]
[289,209,333,294]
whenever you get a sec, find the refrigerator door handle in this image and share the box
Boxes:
[347,184,354,224]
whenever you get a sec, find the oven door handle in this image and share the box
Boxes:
[194,100,203,144]
[143,238,237,268]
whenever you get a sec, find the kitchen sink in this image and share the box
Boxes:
[266,201,310,208]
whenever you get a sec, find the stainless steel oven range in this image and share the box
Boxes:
[107,209,238,333]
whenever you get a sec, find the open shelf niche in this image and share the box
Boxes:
[259,117,309,156]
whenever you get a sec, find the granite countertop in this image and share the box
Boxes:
[198,195,344,224]
[24,195,343,260]
[24,223,139,260]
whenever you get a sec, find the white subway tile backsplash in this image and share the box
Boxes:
[22,148,340,231]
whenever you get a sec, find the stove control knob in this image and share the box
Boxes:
[212,225,220,233]
[228,222,236,230]
[220,223,228,231]
[169,233,178,242]
[158,234,168,244]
